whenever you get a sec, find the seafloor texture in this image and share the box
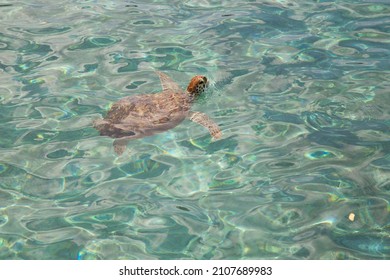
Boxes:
[0,0,389,259]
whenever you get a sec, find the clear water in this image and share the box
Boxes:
[0,0,389,260]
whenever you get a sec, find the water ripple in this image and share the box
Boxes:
[1,0,389,260]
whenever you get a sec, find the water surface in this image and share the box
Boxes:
[0,0,389,259]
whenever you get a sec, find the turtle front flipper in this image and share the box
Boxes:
[188,111,222,140]
[156,71,183,94]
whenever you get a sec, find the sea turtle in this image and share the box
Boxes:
[93,71,222,155]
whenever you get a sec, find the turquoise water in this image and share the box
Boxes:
[0,0,389,260]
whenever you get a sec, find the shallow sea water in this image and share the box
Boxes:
[1,0,390,260]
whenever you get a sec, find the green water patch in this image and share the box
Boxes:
[210,169,242,190]
[115,46,193,73]
[0,163,8,175]
[66,205,137,233]
[19,42,53,57]
[371,156,390,170]
[68,36,120,51]
[0,188,14,208]
[18,240,81,260]
[79,63,98,73]
[180,135,238,153]
[305,149,337,160]
[25,217,72,232]
[126,80,147,90]
[13,61,42,74]
[0,214,8,226]
[18,130,59,145]
[331,232,390,258]
[133,20,155,25]
[46,149,74,159]
[303,111,350,130]
[109,154,171,180]
[23,26,71,35]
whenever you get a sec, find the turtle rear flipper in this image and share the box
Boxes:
[113,139,129,155]
[189,111,222,140]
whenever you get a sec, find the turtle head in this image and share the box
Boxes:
[186,75,208,97]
